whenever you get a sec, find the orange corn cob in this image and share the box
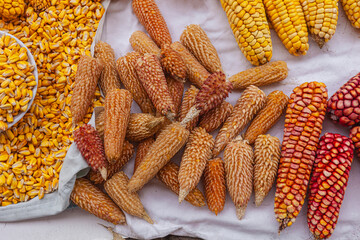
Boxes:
[70,178,126,225]
[167,76,184,118]
[129,31,161,58]
[161,44,187,82]
[28,0,50,12]
[126,113,165,142]
[95,107,105,139]
[275,82,328,232]
[134,138,155,174]
[198,101,233,133]
[178,85,199,131]
[350,126,360,158]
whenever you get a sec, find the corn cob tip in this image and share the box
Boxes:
[178,188,189,203]
[143,213,154,224]
[313,35,325,49]
[236,206,246,220]
[180,107,201,127]
[99,167,107,181]
[254,192,265,207]
[166,111,176,122]
[278,218,292,233]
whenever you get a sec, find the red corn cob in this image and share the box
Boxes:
[350,126,360,158]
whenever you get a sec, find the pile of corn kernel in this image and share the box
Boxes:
[0,0,105,206]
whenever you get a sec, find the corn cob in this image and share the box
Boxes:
[263,0,309,55]
[116,51,155,114]
[129,31,162,58]
[167,76,184,118]
[307,133,354,239]
[220,0,272,65]
[89,141,134,185]
[178,85,200,131]
[134,138,155,174]
[213,85,266,157]
[229,61,288,90]
[95,106,105,139]
[161,44,187,82]
[105,172,153,224]
[128,122,190,192]
[171,41,210,88]
[94,41,121,96]
[342,0,360,28]
[71,55,103,126]
[126,113,165,142]
[198,101,233,133]
[350,126,360,158]
[275,82,328,231]
[254,135,281,206]
[132,0,172,48]
[104,89,132,164]
[224,136,253,219]
[28,0,50,12]
[135,54,175,120]
[70,178,126,225]
[204,158,226,215]
[179,127,214,202]
[327,72,360,127]
[0,0,25,20]
[157,162,206,207]
[245,91,289,145]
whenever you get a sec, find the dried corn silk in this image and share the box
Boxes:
[126,113,165,142]
[167,76,184,117]
[178,85,199,131]
[134,138,154,174]
[129,31,161,57]
[198,101,233,133]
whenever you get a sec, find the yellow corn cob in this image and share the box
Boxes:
[220,0,272,65]
[198,101,233,133]
[0,0,25,20]
[264,0,309,55]
[166,76,184,118]
[134,138,154,174]
[126,113,165,142]
[129,31,162,58]
[178,85,200,131]
[28,0,50,12]
[342,0,360,28]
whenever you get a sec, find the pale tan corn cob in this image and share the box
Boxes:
[180,24,223,73]
[229,61,288,90]
[224,136,253,219]
[116,51,155,114]
[254,135,281,206]
[126,113,165,142]
[105,172,153,224]
[161,44,187,82]
[342,0,360,28]
[71,55,103,126]
[171,41,211,88]
[213,85,266,157]
[134,138,155,174]
[129,31,162,58]
[244,91,289,145]
[198,101,233,133]
[178,127,214,202]
[167,76,184,118]
[132,0,172,48]
[204,158,226,215]
[178,85,200,131]
[104,89,132,164]
[157,162,206,207]
[95,106,105,139]
[128,122,190,192]
[70,178,126,225]
[89,141,134,185]
[94,41,121,96]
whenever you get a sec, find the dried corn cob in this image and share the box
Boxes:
[229,61,288,90]
[104,89,132,164]
[129,31,162,58]
[157,162,206,207]
[180,24,223,73]
[307,133,354,239]
[178,85,200,131]
[132,0,172,48]
[327,72,360,127]
[204,158,226,215]
[161,44,187,82]
[105,172,153,224]
[179,127,214,202]
[116,51,155,114]
[213,85,266,157]
[275,82,328,231]
[198,101,233,133]
[350,126,360,158]
[0,0,25,20]
[28,0,50,12]
[171,41,210,88]
[254,135,281,206]
[220,0,272,65]
[71,55,103,126]
[224,136,253,219]
[126,113,165,142]
[135,54,175,120]
[95,107,105,139]
[167,76,184,117]
[134,138,154,174]
[94,41,121,96]
[71,178,126,225]
[342,0,360,28]
[128,122,190,192]
[89,141,134,185]
[264,0,309,55]
[245,91,289,145]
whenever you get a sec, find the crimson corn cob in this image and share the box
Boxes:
[350,126,360,158]
[342,0,360,28]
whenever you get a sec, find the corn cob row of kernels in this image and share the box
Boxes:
[0,0,25,20]
[126,113,165,142]
[198,101,233,133]
[350,126,360,158]
[134,137,155,174]
[166,76,184,118]
[178,85,200,131]
[129,31,162,58]
[95,106,105,139]
[342,0,360,28]
[161,44,187,82]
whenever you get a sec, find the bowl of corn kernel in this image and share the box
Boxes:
[0,31,38,132]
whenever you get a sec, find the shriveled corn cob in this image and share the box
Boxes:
[129,31,162,58]
[342,0,360,28]
[132,0,172,48]
[245,91,289,145]
[350,126,360,158]
[224,136,253,219]
[126,113,165,142]
[178,85,199,131]
[229,61,288,90]
[0,0,25,20]
[307,133,354,239]
[116,51,155,114]
[204,158,226,215]
[161,44,187,82]
[105,172,153,224]
[28,0,50,12]
[179,127,214,202]
[134,138,154,174]
[94,41,121,96]
[213,85,266,157]
[220,0,272,65]
[167,76,184,117]
[128,122,189,192]
[71,55,103,126]
[180,24,223,73]
[95,107,105,139]
[171,41,210,88]
[275,82,328,231]
[254,135,281,206]
[71,178,126,225]
[198,101,233,133]
[104,89,132,164]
